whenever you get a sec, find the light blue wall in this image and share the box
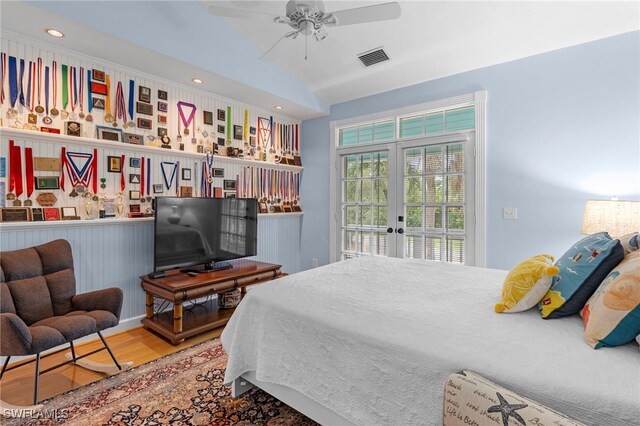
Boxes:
[300,31,640,271]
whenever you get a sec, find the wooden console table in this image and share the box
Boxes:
[141,259,282,344]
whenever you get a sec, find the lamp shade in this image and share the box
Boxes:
[581,200,640,237]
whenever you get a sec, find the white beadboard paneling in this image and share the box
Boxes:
[0,215,302,324]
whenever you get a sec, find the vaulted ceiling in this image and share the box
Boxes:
[2,1,638,120]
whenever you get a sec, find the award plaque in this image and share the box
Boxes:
[34,157,61,171]
[292,205,302,212]
[61,207,80,220]
[153,184,163,194]
[0,208,31,222]
[258,202,268,214]
[103,198,116,218]
[179,186,193,197]
[36,192,58,207]
[43,207,61,221]
[35,176,61,190]
[272,205,282,213]
[282,204,293,213]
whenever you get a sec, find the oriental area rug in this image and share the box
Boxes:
[6,339,316,426]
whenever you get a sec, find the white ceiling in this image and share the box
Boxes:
[1,1,638,119]
[214,0,640,105]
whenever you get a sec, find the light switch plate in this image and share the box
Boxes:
[503,207,518,220]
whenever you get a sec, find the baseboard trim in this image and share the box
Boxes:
[0,315,145,366]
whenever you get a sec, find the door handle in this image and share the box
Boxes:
[396,228,404,234]
[386,227,394,233]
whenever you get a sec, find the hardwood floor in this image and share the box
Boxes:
[0,326,224,406]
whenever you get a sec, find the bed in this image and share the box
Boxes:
[221,256,639,425]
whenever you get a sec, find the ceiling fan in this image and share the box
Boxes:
[208,1,401,61]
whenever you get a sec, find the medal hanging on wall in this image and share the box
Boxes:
[24,147,34,206]
[85,69,93,122]
[60,64,69,119]
[26,61,37,128]
[268,116,275,154]
[35,58,44,114]
[61,147,98,196]
[78,66,85,119]
[42,66,53,124]
[126,79,135,128]
[114,81,126,127]
[6,140,22,205]
[69,66,78,120]
[0,53,7,110]
[177,101,196,143]
[160,161,178,194]
[50,61,59,117]
[18,59,25,109]
[104,74,113,124]
[6,56,19,119]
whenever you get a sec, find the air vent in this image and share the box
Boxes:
[358,47,389,67]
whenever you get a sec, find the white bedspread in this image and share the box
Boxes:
[222,256,640,425]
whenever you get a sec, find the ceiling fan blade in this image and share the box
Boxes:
[208,4,282,21]
[260,31,299,61]
[324,2,401,27]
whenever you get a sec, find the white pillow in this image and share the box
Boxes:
[636,335,640,348]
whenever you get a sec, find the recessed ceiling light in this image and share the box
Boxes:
[192,78,203,84]
[274,105,283,110]
[44,28,64,38]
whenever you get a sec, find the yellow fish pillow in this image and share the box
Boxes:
[495,254,559,313]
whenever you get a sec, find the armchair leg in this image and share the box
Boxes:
[97,331,122,371]
[33,353,41,406]
[0,356,10,379]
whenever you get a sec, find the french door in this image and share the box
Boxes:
[337,133,475,264]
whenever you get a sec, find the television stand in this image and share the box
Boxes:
[141,259,283,345]
[181,261,232,274]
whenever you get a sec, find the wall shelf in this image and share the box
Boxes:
[0,212,303,231]
[1,127,303,172]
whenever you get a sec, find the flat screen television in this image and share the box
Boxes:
[153,197,258,274]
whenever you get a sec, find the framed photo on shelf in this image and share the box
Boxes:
[65,121,82,137]
[130,157,141,168]
[223,179,236,190]
[107,156,122,173]
[258,202,268,213]
[139,86,151,103]
[137,118,153,130]
[157,101,168,112]
[153,184,163,194]
[136,102,153,116]
[182,168,192,181]
[157,90,168,100]
[203,111,213,125]
[217,109,226,121]
[92,69,105,82]
[224,191,236,199]
[124,133,143,145]
[96,126,123,142]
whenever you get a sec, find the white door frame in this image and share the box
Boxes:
[329,91,487,266]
